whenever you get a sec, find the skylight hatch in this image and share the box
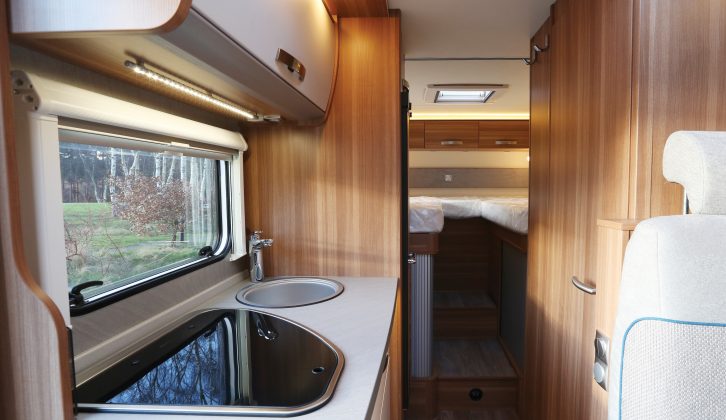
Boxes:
[435,89,494,103]
[424,84,508,104]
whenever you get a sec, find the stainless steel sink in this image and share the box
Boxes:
[236,277,344,308]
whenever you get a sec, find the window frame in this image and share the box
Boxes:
[66,150,233,316]
[11,71,248,323]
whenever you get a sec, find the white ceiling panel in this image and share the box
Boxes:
[391,0,553,119]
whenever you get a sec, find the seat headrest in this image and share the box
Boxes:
[663,131,726,214]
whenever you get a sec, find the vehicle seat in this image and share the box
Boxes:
[608,131,726,420]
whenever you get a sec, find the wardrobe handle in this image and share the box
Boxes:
[276,48,306,81]
[440,140,464,146]
[571,276,596,295]
[495,140,517,145]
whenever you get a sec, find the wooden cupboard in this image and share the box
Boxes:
[525,1,726,419]
[478,121,530,149]
[409,120,529,150]
[409,120,425,149]
[423,120,479,149]
[191,0,337,111]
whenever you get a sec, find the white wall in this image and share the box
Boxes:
[409,150,530,197]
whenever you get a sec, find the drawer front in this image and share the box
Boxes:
[478,120,530,149]
[437,379,518,409]
[409,120,425,149]
[425,121,479,149]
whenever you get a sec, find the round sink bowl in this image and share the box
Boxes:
[236,277,344,308]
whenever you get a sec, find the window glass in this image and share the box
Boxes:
[60,130,223,302]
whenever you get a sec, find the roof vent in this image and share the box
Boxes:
[424,84,508,104]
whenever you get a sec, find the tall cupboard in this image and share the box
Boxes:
[524,0,726,419]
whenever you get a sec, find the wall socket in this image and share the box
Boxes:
[444,174,453,182]
[593,330,610,390]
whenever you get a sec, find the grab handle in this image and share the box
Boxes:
[571,276,596,295]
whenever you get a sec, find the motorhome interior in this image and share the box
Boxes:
[1,1,725,420]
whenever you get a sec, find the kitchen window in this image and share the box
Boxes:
[60,126,232,312]
[12,71,247,321]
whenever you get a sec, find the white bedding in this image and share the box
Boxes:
[409,197,444,233]
[409,196,529,235]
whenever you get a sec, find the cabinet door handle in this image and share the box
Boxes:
[440,140,464,146]
[495,140,518,145]
[571,276,596,295]
[276,48,306,81]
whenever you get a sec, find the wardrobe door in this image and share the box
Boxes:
[525,0,596,417]
[523,16,552,420]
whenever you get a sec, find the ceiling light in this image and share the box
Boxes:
[435,90,494,103]
[124,61,257,120]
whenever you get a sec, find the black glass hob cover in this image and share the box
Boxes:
[74,309,342,414]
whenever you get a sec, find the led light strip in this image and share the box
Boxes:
[124,61,257,120]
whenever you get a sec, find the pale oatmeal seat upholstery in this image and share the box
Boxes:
[609,131,726,420]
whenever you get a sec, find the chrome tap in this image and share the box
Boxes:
[249,231,273,282]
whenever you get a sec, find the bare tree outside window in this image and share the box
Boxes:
[60,133,220,298]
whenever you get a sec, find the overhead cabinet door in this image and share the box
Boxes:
[478,120,530,149]
[424,121,479,149]
[192,0,337,111]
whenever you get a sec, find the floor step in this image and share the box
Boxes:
[434,291,498,339]
[435,408,519,420]
[434,339,516,379]
[434,339,518,411]
[434,291,496,309]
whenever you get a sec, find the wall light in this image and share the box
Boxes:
[124,61,257,120]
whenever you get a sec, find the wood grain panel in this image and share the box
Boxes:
[478,120,530,149]
[0,2,74,418]
[409,377,437,419]
[523,18,551,415]
[409,232,439,254]
[409,120,425,149]
[242,16,403,418]
[525,0,634,418]
[437,379,518,410]
[630,0,726,218]
[434,308,498,339]
[590,220,637,419]
[332,0,389,17]
[433,218,499,295]
[424,120,479,150]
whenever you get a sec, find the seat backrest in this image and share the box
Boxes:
[609,131,726,420]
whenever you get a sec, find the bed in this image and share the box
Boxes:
[409,196,529,235]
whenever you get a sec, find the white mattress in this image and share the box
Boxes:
[409,197,444,233]
[409,196,529,235]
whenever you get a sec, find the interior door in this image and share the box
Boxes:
[523,16,552,419]
[525,1,591,417]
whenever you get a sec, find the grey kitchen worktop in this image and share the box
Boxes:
[77,276,398,420]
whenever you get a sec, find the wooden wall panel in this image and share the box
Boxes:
[0,2,74,418]
[529,1,726,419]
[525,0,633,419]
[330,0,389,17]
[630,0,726,218]
[432,218,500,296]
[242,16,402,418]
[523,17,552,419]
